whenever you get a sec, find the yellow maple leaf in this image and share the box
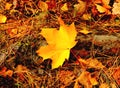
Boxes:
[36,17,77,69]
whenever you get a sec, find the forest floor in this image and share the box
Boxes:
[0,0,120,88]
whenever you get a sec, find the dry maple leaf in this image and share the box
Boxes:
[36,17,77,69]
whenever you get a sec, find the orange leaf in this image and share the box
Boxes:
[5,3,12,10]
[0,67,13,77]
[36,17,77,69]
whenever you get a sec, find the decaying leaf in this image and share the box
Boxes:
[0,14,7,23]
[36,17,77,69]
[74,71,98,88]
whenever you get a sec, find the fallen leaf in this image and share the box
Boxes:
[0,67,13,77]
[82,13,91,20]
[79,27,92,34]
[0,14,7,23]
[95,4,107,13]
[95,4,111,14]
[36,17,77,69]
[78,58,105,69]
[58,70,75,85]
[74,71,98,88]
[74,0,86,16]
[112,2,120,14]
[102,0,111,9]
[5,3,12,10]
[61,3,68,11]
[100,83,109,88]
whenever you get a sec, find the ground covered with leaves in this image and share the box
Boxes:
[0,0,120,88]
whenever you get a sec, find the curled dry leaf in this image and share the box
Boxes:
[36,17,77,69]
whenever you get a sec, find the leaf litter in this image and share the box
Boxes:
[0,0,120,88]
